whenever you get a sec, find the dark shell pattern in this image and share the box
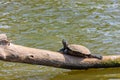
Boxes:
[67,44,91,55]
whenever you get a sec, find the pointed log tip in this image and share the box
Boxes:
[0,34,7,40]
[0,34,10,46]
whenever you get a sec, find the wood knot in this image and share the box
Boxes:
[27,55,34,59]
[30,55,34,58]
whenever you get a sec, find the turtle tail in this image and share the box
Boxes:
[88,54,102,60]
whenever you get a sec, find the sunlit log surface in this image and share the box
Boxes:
[0,34,120,70]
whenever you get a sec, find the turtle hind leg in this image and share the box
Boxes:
[88,54,102,60]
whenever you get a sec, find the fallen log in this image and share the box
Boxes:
[0,34,120,70]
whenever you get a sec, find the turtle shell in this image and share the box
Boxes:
[67,44,91,55]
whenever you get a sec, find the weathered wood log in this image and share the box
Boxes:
[0,34,120,70]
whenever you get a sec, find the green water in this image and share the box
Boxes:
[0,0,120,80]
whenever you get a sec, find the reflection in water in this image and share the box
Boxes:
[51,68,120,80]
[0,0,120,80]
[0,61,68,80]
[0,25,11,29]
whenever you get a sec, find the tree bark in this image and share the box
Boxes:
[0,34,120,70]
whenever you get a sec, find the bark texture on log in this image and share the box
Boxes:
[0,34,120,69]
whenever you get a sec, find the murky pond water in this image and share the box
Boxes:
[0,0,120,80]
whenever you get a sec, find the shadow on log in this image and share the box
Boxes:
[0,34,120,70]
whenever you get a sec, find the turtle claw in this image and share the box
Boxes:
[89,54,102,60]
[96,55,102,60]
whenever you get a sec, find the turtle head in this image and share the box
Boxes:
[62,39,68,49]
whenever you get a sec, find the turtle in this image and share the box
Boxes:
[59,39,102,59]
